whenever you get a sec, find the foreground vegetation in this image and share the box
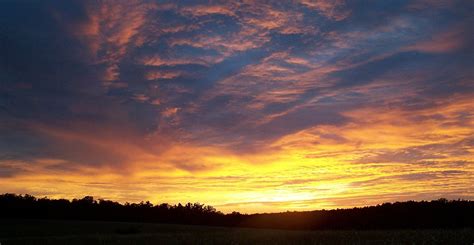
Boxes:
[1,194,473,230]
[1,194,473,244]
[1,219,473,245]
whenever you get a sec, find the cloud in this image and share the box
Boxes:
[79,1,155,84]
[299,0,350,21]
[179,4,237,18]
[0,0,473,213]
[139,54,222,67]
[356,138,474,165]
[145,70,182,80]
[403,26,470,53]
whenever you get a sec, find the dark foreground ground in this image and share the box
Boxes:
[0,219,473,245]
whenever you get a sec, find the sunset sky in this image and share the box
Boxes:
[0,0,473,213]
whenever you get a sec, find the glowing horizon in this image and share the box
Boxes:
[0,0,473,214]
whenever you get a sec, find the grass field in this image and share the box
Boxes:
[0,219,473,245]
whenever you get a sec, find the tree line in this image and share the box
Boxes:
[1,193,473,230]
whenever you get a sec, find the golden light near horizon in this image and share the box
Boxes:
[0,0,473,213]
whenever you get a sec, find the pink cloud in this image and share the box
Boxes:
[170,2,317,58]
[407,0,455,10]
[404,27,467,53]
[179,4,237,17]
[139,55,223,67]
[132,93,149,102]
[145,70,182,80]
[162,107,180,118]
[299,0,350,21]
[64,1,156,86]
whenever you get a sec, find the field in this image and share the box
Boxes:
[0,219,473,245]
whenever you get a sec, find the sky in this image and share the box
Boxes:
[0,0,473,213]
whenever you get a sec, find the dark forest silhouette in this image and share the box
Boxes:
[1,194,473,230]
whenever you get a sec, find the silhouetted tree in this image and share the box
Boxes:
[0,193,473,230]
